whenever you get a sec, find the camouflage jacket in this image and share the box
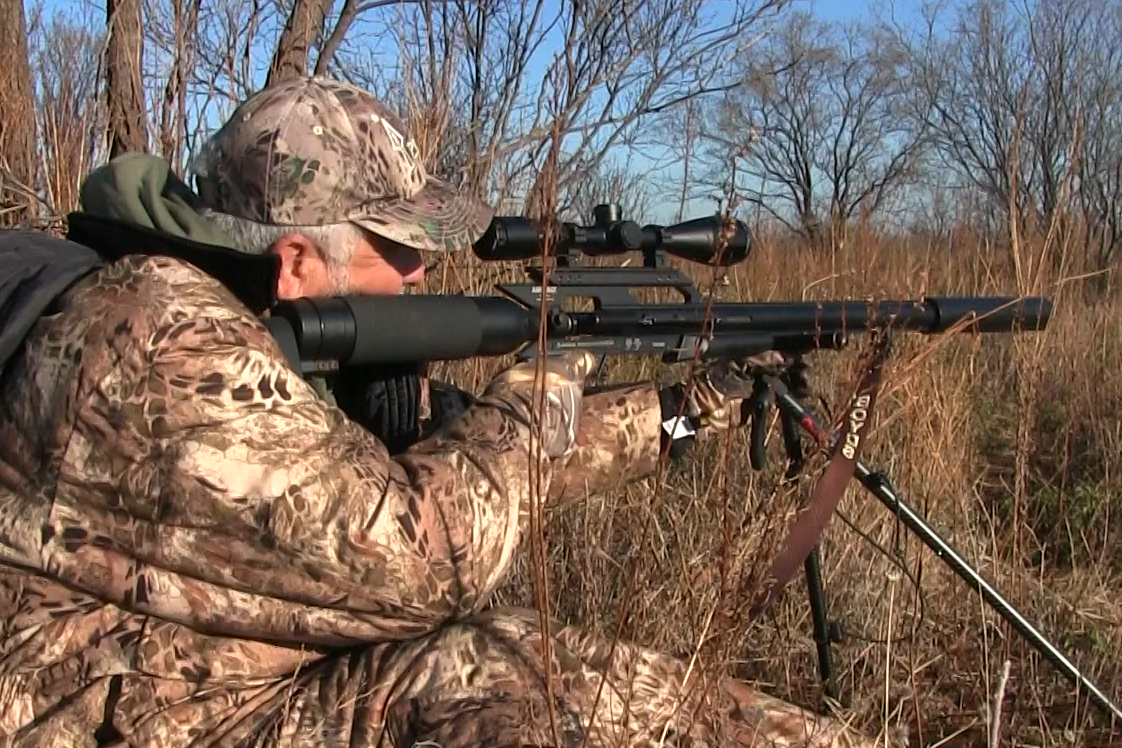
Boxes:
[0,250,665,745]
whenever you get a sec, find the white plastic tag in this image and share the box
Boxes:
[662,416,697,441]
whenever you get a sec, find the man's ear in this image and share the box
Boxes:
[269,233,323,299]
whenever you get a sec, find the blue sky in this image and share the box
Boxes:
[31,0,927,29]
[810,0,929,24]
[812,0,886,20]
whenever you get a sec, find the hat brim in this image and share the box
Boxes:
[349,177,495,253]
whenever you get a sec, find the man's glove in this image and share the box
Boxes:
[659,350,807,455]
[687,350,793,431]
[333,362,425,455]
[483,351,598,460]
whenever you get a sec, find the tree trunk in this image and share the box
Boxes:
[266,0,333,86]
[0,0,38,227]
[158,0,202,168]
[105,0,149,158]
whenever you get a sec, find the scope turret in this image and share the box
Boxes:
[472,203,751,267]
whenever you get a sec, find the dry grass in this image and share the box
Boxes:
[426,221,1122,747]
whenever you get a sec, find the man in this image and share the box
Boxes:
[0,76,873,747]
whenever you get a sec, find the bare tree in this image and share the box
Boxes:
[266,0,332,85]
[183,0,272,144]
[699,12,927,248]
[893,0,1107,239]
[564,157,653,223]
[106,0,151,157]
[143,0,204,167]
[313,0,421,76]
[0,0,39,226]
[893,1,1024,233]
[673,97,700,223]
[822,22,927,239]
[24,0,792,228]
[29,4,107,216]
[1072,4,1122,272]
[513,0,792,216]
[329,0,791,221]
[1021,0,1091,228]
[702,13,829,243]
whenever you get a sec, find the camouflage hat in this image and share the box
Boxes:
[192,76,494,253]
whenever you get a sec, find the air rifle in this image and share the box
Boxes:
[264,203,1050,369]
[262,204,1121,725]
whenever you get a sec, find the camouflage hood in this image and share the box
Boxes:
[0,153,286,385]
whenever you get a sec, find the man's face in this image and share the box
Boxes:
[270,228,426,299]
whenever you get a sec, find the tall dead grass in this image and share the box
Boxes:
[427,221,1122,747]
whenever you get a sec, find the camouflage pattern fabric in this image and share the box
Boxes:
[0,254,875,747]
[190,76,494,253]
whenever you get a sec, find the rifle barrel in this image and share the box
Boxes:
[267,294,1052,368]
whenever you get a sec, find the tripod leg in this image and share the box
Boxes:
[804,546,841,703]
[772,386,1122,724]
[852,463,1122,723]
[775,392,845,704]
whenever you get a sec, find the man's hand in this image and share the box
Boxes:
[661,351,808,450]
[686,350,793,431]
[484,351,598,459]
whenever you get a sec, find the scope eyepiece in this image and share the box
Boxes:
[473,217,542,262]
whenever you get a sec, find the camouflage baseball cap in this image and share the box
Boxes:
[191,76,494,253]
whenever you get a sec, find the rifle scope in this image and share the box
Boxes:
[473,203,751,267]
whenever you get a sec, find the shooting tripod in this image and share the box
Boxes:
[756,365,1122,724]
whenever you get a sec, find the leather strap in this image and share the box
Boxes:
[750,332,892,616]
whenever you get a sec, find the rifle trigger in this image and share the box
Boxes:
[748,378,772,471]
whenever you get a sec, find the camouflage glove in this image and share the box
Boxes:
[688,350,794,432]
[659,351,799,454]
[483,351,598,460]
